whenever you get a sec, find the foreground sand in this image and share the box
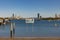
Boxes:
[0,37,60,40]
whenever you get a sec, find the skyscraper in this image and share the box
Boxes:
[37,13,40,19]
[12,13,14,19]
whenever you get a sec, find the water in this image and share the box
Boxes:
[0,19,60,37]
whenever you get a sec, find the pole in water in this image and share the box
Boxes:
[13,23,15,36]
[10,23,13,38]
[10,30,13,38]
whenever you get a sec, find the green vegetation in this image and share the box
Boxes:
[42,17,60,20]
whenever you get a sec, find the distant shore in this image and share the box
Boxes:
[0,17,60,24]
[0,17,60,25]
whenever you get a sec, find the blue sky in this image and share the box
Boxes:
[0,0,60,18]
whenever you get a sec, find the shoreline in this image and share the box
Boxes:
[0,37,60,40]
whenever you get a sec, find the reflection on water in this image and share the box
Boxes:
[0,25,5,30]
[0,20,60,37]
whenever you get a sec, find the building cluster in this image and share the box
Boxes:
[11,14,22,19]
[0,13,60,24]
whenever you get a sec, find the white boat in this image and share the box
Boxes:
[25,18,34,23]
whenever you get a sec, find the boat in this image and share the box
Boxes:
[25,18,34,23]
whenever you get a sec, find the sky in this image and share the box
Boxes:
[0,0,60,18]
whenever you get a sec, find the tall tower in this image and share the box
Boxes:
[37,13,40,19]
[12,13,14,19]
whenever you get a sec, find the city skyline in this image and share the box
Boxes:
[0,0,60,18]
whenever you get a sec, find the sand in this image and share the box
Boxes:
[0,37,60,40]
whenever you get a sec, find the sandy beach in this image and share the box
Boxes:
[0,37,60,40]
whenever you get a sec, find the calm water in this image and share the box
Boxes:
[0,19,60,37]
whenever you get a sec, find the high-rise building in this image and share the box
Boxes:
[13,13,14,17]
[12,13,15,19]
[37,13,40,19]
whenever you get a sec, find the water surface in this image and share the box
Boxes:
[0,19,60,37]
